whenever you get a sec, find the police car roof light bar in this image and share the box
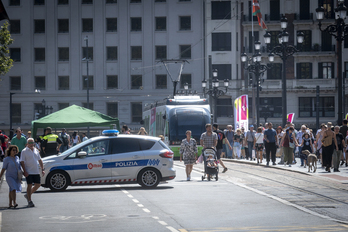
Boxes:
[102,129,119,136]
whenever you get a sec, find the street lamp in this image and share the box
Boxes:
[316,0,348,125]
[264,15,304,127]
[83,36,90,137]
[202,69,229,123]
[241,41,274,127]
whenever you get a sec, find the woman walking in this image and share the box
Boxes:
[299,133,314,168]
[0,145,22,208]
[316,124,326,164]
[234,129,242,159]
[71,131,81,146]
[322,122,338,172]
[179,130,198,181]
[280,126,298,167]
[254,127,264,164]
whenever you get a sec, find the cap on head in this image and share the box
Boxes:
[250,125,254,128]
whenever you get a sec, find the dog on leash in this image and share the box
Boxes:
[302,150,317,173]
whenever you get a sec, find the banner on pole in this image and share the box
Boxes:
[287,113,295,123]
[234,95,249,130]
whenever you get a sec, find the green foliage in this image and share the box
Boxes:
[0,21,13,76]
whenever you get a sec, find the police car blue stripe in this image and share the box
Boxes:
[50,164,88,172]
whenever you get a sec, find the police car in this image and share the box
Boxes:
[41,130,176,191]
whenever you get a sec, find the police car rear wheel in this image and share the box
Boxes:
[48,171,69,191]
[138,168,160,188]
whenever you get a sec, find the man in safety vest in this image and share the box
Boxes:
[41,127,62,157]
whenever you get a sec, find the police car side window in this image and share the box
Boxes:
[111,138,141,154]
[79,140,110,157]
[138,140,155,150]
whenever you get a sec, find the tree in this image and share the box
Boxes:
[0,21,13,75]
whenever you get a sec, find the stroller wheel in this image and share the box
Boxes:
[201,176,204,181]
[208,175,211,181]
[216,173,218,181]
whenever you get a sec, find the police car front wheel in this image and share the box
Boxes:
[47,171,70,191]
[138,168,161,188]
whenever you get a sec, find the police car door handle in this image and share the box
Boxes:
[132,155,139,159]
[99,159,108,163]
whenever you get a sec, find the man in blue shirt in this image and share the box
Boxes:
[264,122,278,166]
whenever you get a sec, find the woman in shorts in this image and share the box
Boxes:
[254,127,264,164]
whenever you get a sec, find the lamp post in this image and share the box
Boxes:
[9,92,15,138]
[316,0,348,126]
[241,41,274,127]
[202,69,229,123]
[264,15,304,127]
[84,36,90,137]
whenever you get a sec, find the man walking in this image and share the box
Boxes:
[59,128,70,153]
[20,138,45,207]
[11,128,27,158]
[225,125,234,159]
[245,125,255,161]
[82,132,88,142]
[263,122,277,166]
[213,124,231,172]
[41,127,62,157]
[333,126,345,172]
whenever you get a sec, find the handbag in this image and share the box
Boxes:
[10,157,22,181]
[197,154,203,164]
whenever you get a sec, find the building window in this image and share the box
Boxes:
[34,48,45,62]
[180,45,191,59]
[82,0,93,4]
[106,18,117,32]
[130,0,141,3]
[35,76,46,90]
[82,103,94,110]
[131,17,142,31]
[323,0,335,19]
[212,33,231,51]
[156,75,167,89]
[270,0,280,20]
[106,47,117,60]
[10,48,21,62]
[300,0,310,19]
[9,20,20,34]
[58,76,69,90]
[107,102,118,118]
[155,46,166,60]
[212,64,232,80]
[131,102,142,123]
[299,97,335,117]
[321,30,332,51]
[34,0,45,5]
[82,76,94,90]
[58,47,69,61]
[34,19,45,33]
[155,17,166,31]
[131,75,142,89]
[180,74,191,89]
[58,103,69,110]
[12,103,21,123]
[259,98,282,118]
[10,76,21,90]
[318,62,334,79]
[217,99,233,117]
[267,31,279,50]
[267,63,282,79]
[106,0,117,3]
[248,31,259,53]
[211,1,231,20]
[155,0,166,2]
[107,75,118,89]
[58,0,69,5]
[9,0,20,6]
[82,18,93,32]
[301,30,312,52]
[58,19,69,33]
[296,63,312,79]
[131,46,142,60]
[82,47,93,60]
[179,16,191,30]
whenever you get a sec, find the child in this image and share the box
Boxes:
[206,154,217,168]
[299,133,314,168]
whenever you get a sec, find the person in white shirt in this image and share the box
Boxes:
[20,138,45,208]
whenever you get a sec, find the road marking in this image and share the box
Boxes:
[178,229,188,232]
[132,199,139,203]
[152,216,159,220]
[0,212,2,232]
[122,190,128,194]
[137,204,144,207]
[127,194,133,198]
[166,227,180,232]
[158,221,168,226]
[142,208,150,213]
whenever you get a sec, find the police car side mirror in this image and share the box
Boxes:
[77,151,87,158]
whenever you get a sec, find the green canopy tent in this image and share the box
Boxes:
[31,104,119,138]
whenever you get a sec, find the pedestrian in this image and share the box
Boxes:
[224,125,234,159]
[316,124,326,164]
[333,126,345,172]
[179,130,198,181]
[322,122,338,172]
[254,127,264,164]
[27,131,32,138]
[0,145,22,209]
[240,127,246,159]
[59,128,70,153]
[122,125,130,134]
[82,133,88,142]
[20,138,45,207]
[72,131,81,146]
[158,135,168,145]
[245,125,255,161]
[339,119,348,166]
[276,126,285,164]
[297,125,308,166]
[0,130,9,161]
[264,122,277,166]
[280,126,298,167]
[10,128,27,158]
[41,127,62,157]
[299,133,314,168]
[345,134,348,167]
[234,129,242,159]
[137,127,148,135]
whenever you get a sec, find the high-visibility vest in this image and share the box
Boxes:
[43,133,58,144]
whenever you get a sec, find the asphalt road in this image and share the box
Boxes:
[1,161,348,232]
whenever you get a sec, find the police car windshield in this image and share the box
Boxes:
[57,137,93,157]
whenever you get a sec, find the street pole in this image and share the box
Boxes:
[85,36,90,137]
[208,55,213,122]
[256,65,260,127]
[343,71,346,118]
[9,92,14,138]
[316,86,320,130]
[282,54,287,127]
[337,30,343,125]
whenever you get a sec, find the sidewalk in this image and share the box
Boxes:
[222,157,348,183]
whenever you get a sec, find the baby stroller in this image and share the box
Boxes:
[201,148,219,181]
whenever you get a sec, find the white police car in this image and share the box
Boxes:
[41,130,176,191]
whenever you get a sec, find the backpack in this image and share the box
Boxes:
[60,133,69,146]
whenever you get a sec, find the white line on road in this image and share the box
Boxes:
[152,216,159,220]
[158,221,168,226]
[0,212,2,232]
[137,204,144,207]
[132,199,139,203]
[142,208,150,213]
[127,194,133,198]
[122,190,128,194]
[166,226,180,232]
